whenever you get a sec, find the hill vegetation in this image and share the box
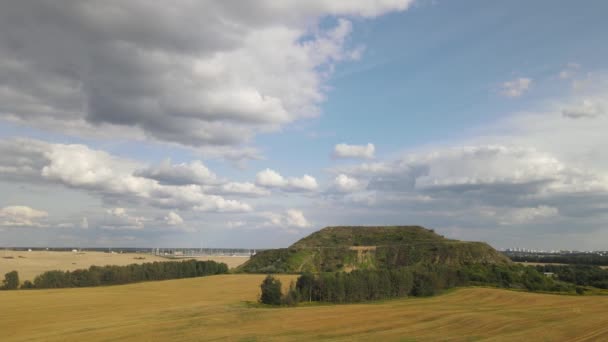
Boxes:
[239,226,510,273]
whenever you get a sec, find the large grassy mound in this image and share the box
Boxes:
[238,226,510,273]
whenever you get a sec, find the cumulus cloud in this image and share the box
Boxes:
[256,168,287,187]
[329,138,608,232]
[0,138,252,213]
[218,182,270,197]
[0,1,414,151]
[0,205,48,227]
[285,209,311,228]
[287,175,319,192]
[333,143,375,159]
[164,211,184,226]
[255,168,318,192]
[263,209,311,229]
[333,174,363,192]
[338,144,608,197]
[135,159,217,185]
[500,77,532,97]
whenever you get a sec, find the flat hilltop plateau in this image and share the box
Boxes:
[0,250,249,281]
[1,274,608,341]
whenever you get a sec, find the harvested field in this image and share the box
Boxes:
[2,274,608,341]
[0,250,249,281]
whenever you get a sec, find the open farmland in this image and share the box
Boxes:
[0,250,249,281]
[2,274,608,341]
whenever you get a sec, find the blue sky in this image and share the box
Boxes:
[1,1,607,250]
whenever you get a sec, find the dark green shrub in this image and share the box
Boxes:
[260,275,283,305]
[2,270,19,290]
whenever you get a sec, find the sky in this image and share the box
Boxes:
[1,0,607,250]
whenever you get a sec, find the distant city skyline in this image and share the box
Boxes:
[1,1,607,250]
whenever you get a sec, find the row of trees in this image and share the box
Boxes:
[534,264,608,289]
[260,263,580,305]
[2,260,228,290]
[508,253,608,266]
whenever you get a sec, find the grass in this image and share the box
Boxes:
[2,274,608,341]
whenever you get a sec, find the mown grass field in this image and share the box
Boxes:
[0,250,249,281]
[2,274,608,341]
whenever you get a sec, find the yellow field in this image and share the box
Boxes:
[0,250,249,281]
[2,274,608,341]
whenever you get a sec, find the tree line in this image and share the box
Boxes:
[260,263,582,305]
[508,253,608,266]
[534,264,608,289]
[1,260,228,290]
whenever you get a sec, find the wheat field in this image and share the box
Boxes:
[0,250,249,281]
[2,274,608,341]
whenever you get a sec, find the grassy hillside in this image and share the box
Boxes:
[291,226,446,247]
[2,274,608,341]
[238,226,510,273]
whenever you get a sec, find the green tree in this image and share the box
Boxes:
[282,281,300,306]
[20,280,35,289]
[260,275,283,305]
[2,270,19,290]
[296,272,315,302]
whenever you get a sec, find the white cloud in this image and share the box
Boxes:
[287,175,319,192]
[219,182,270,197]
[164,211,184,226]
[263,209,311,229]
[135,159,217,185]
[256,168,318,192]
[256,168,287,187]
[0,138,252,213]
[333,174,362,192]
[285,209,311,228]
[333,143,375,159]
[0,205,48,227]
[500,77,532,97]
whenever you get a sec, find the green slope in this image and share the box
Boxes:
[238,226,510,273]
